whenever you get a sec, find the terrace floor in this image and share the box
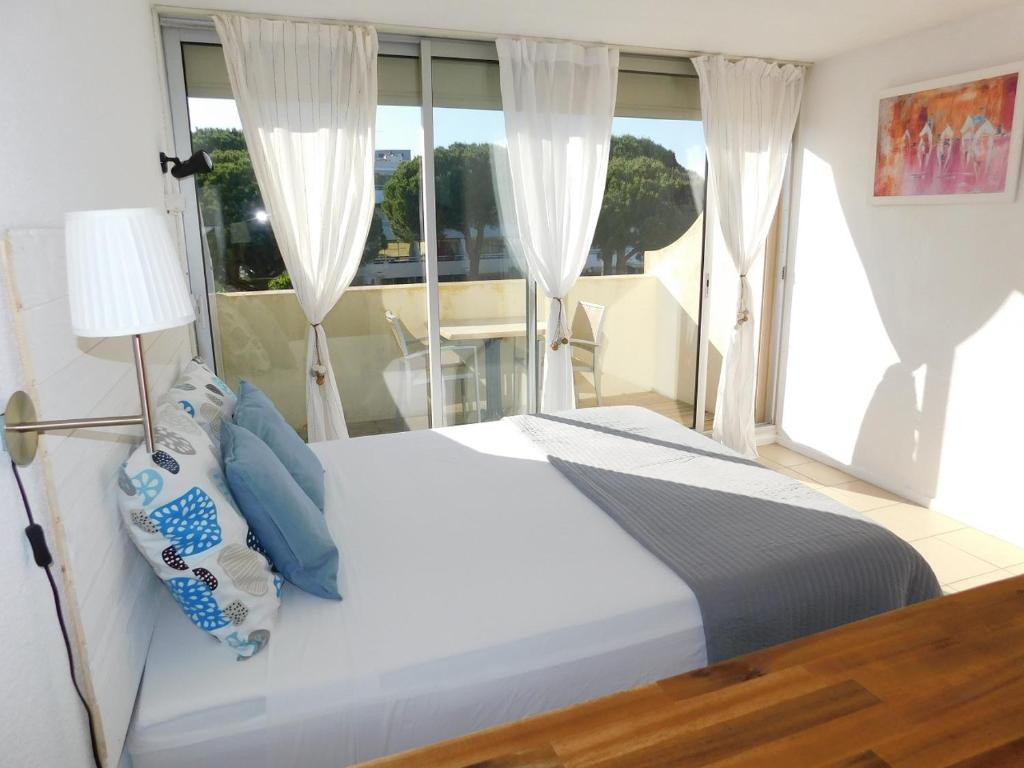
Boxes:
[577,390,714,432]
[346,390,708,437]
[757,443,1024,595]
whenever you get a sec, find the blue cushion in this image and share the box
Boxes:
[233,380,325,510]
[221,421,341,600]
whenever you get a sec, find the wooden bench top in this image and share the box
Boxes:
[359,576,1024,768]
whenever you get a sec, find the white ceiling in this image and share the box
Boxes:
[169,0,1020,61]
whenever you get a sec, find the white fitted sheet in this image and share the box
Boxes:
[127,417,705,768]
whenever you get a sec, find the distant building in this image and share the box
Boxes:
[375,149,411,203]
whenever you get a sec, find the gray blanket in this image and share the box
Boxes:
[511,407,941,662]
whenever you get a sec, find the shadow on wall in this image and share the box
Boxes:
[789,139,1024,505]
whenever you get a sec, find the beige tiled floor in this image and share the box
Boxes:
[758,443,1024,595]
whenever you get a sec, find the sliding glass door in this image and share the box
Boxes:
[562,61,707,429]
[430,54,528,424]
[175,38,430,437]
[163,21,716,437]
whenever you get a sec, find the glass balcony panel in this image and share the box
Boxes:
[566,77,707,429]
[431,57,528,424]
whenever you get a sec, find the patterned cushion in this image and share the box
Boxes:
[116,402,280,659]
[161,360,237,454]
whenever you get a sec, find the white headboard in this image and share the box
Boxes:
[2,227,193,765]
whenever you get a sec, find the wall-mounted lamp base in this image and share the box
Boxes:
[2,390,39,467]
[2,334,155,466]
[2,389,148,467]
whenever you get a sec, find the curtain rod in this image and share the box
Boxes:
[153,6,811,67]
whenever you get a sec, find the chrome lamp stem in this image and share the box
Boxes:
[2,333,155,466]
[131,333,155,453]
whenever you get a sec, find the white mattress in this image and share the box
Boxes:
[127,417,705,768]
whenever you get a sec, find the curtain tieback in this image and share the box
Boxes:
[310,323,327,385]
[736,275,750,324]
[549,297,570,351]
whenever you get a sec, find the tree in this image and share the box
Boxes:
[192,127,247,153]
[261,208,387,290]
[382,143,499,280]
[592,135,700,275]
[361,207,388,267]
[381,158,422,247]
[435,143,499,280]
[382,136,701,280]
[192,128,283,289]
[191,127,386,290]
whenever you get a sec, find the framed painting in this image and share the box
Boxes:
[872,62,1024,204]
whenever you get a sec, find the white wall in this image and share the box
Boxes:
[0,242,96,768]
[0,1,185,765]
[779,1,1024,545]
[3,0,1019,764]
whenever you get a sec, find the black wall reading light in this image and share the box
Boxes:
[160,150,214,179]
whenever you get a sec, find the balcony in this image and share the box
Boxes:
[211,216,724,437]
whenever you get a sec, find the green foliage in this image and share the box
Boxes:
[383,143,500,279]
[267,272,292,290]
[191,125,700,288]
[382,135,701,278]
[192,128,283,289]
[192,127,248,153]
[362,207,388,266]
[240,207,387,291]
[592,134,700,274]
[192,127,387,290]
[381,158,423,244]
[434,143,499,279]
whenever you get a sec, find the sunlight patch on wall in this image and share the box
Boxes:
[781,149,899,464]
[933,290,1024,546]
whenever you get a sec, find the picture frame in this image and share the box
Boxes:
[872,61,1024,204]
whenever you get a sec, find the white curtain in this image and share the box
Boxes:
[694,55,803,457]
[496,38,618,413]
[215,14,377,441]
[489,145,529,278]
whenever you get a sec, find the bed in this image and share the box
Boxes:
[126,407,938,768]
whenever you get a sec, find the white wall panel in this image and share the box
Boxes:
[3,226,192,766]
[780,1,1024,546]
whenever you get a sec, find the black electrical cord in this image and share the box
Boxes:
[11,460,102,768]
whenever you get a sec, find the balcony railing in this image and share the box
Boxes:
[211,220,719,437]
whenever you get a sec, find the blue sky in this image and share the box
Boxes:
[190,99,706,176]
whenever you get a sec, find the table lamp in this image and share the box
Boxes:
[2,208,195,465]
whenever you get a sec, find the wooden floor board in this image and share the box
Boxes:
[360,578,1024,768]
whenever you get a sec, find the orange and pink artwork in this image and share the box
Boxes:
[873,65,1024,202]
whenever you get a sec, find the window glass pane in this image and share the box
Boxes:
[430,57,527,424]
[567,70,706,429]
[183,45,428,437]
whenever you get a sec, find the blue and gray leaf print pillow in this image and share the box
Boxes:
[116,401,278,659]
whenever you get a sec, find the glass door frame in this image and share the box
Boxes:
[162,21,221,370]
[160,17,732,431]
[417,37,540,424]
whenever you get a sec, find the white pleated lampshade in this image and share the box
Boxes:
[65,208,195,338]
